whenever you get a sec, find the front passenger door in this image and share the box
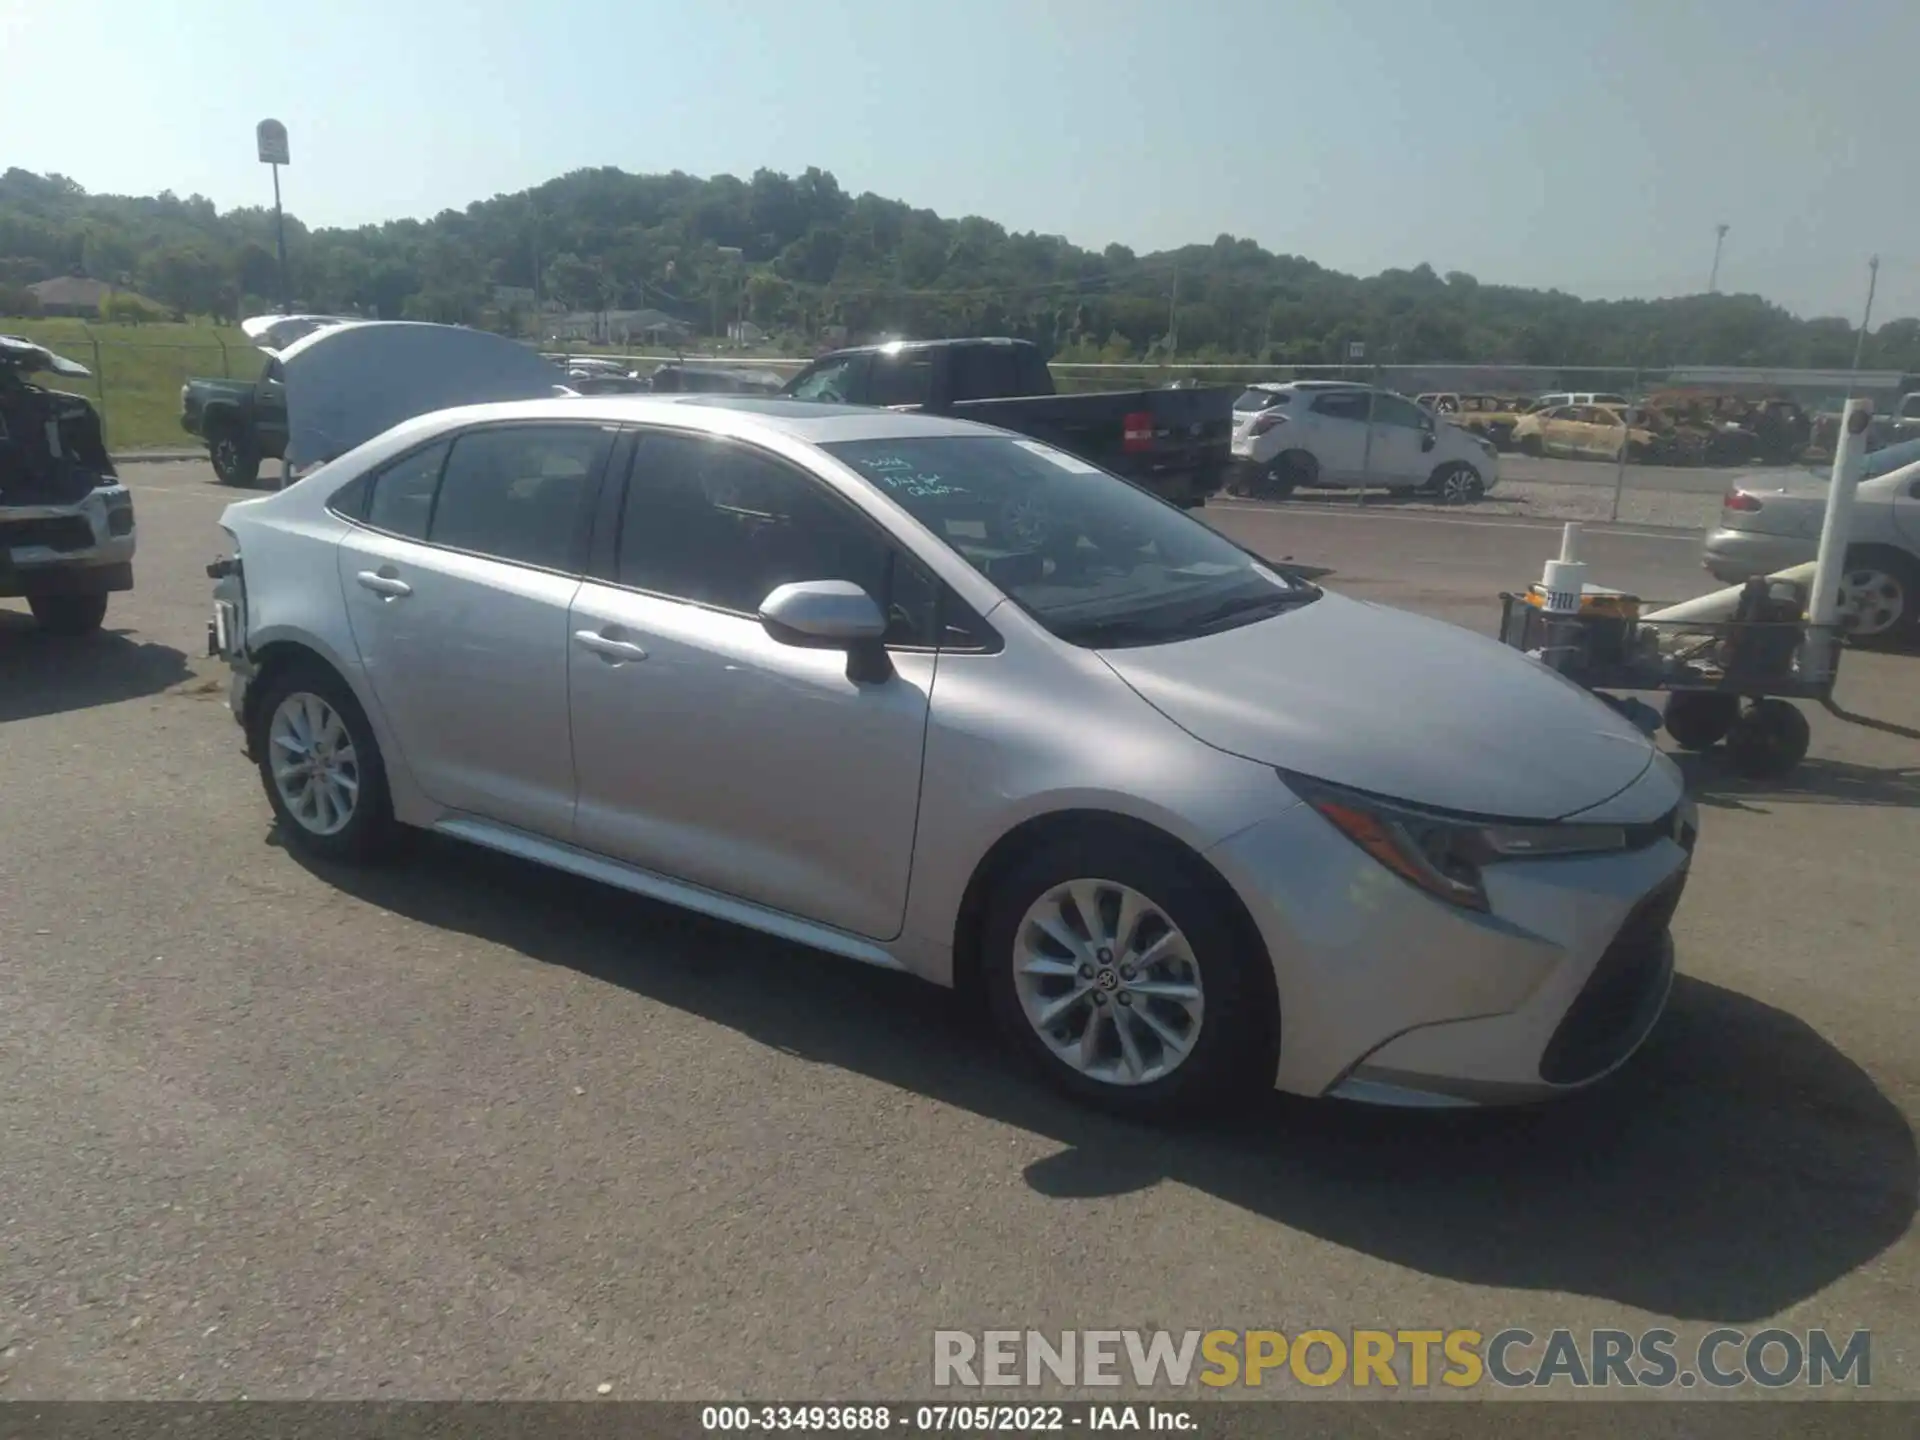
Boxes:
[336,422,613,838]
[567,429,935,940]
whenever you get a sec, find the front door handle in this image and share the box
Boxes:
[356,569,412,599]
[573,629,649,663]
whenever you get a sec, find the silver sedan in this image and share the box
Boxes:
[210,395,1696,1118]
[1703,439,1920,643]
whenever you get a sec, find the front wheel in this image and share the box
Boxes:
[250,662,401,865]
[28,592,109,635]
[981,832,1276,1120]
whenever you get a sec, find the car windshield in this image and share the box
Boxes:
[1233,388,1285,413]
[821,434,1315,648]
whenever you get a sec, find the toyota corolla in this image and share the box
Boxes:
[209,393,1696,1119]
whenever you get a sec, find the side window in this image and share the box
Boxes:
[1312,391,1373,423]
[1376,395,1427,428]
[868,353,935,408]
[949,346,1017,402]
[617,431,938,645]
[427,425,608,572]
[788,355,865,403]
[360,440,450,539]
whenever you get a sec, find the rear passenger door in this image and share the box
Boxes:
[1304,390,1373,482]
[334,422,614,838]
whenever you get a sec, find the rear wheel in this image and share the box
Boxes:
[28,592,109,636]
[1662,691,1739,751]
[1518,433,1545,458]
[982,831,1276,1120]
[209,426,261,486]
[250,661,400,865]
[1724,699,1811,780]
[1836,546,1918,647]
[1254,450,1313,500]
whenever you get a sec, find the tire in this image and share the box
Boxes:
[1835,545,1919,648]
[981,830,1277,1121]
[1662,691,1739,751]
[27,592,109,635]
[249,660,400,865]
[209,426,261,487]
[1723,699,1811,780]
[1518,433,1545,458]
[1254,450,1313,501]
[1428,462,1485,505]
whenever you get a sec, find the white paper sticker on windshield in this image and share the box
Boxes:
[1012,439,1100,474]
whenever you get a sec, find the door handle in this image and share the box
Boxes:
[356,570,412,599]
[573,629,649,663]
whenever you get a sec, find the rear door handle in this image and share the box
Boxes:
[573,629,649,663]
[356,570,412,599]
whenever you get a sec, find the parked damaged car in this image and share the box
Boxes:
[0,336,136,634]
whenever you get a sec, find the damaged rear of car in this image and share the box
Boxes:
[0,336,136,635]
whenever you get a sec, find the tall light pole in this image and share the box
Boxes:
[1847,255,1881,387]
[1707,223,1730,294]
[256,119,291,313]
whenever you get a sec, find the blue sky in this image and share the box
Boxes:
[6,0,1916,322]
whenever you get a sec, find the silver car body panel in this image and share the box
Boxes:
[1703,453,1920,581]
[217,394,1688,1104]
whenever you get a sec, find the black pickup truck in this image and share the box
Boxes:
[179,355,288,486]
[782,338,1233,507]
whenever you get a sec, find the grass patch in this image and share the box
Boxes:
[3,318,254,451]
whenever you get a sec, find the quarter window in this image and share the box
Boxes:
[361,440,450,540]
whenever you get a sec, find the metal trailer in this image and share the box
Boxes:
[1495,587,1843,780]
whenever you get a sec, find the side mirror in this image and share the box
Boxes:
[759,580,894,683]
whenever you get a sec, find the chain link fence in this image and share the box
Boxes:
[24,326,1897,529]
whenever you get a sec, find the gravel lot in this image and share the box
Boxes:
[1,462,1914,1402]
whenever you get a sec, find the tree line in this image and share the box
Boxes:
[3,164,1915,372]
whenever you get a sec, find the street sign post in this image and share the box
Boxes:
[256,120,291,312]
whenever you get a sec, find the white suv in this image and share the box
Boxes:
[1228,383,1500,504]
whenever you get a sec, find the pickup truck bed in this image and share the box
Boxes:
[783,338,1233,507]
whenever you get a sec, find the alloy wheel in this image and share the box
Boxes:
[1438,466,1483,504]
[1838,566,1906,637]
[1011,879,1205,1086]
[268,691,362,836]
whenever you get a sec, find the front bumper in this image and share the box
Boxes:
[1702,527,1815,585]
[1207,763,1695,1106]
[0,487,136,597]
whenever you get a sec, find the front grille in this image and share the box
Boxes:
[0,515,95,553]
[1539,871,1686,1085]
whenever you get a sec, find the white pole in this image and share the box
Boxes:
[1803,398,1873,677]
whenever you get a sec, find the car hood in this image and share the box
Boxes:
[273,320,571,468]
[0,334,91,378]
[1097,591,1657,821]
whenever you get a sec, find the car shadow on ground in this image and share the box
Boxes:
[1676,750,1920,811]
[0,610,193,722]
[297,831,1915,1325]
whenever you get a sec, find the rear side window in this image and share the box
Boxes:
[357,440,450,539]
[1312,391,1373,422]
[426,424,609,572]
[868,353,935,408]
[950,346,1032,402]
[1234,389,1287,412]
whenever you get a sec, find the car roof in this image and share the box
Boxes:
[405,393,1006,444]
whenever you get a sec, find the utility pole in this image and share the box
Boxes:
[1707,223,1730,294]
[1166,259,1180,364]
[1847,255,1881,387]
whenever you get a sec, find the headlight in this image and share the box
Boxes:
[1285,773,1628,911]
